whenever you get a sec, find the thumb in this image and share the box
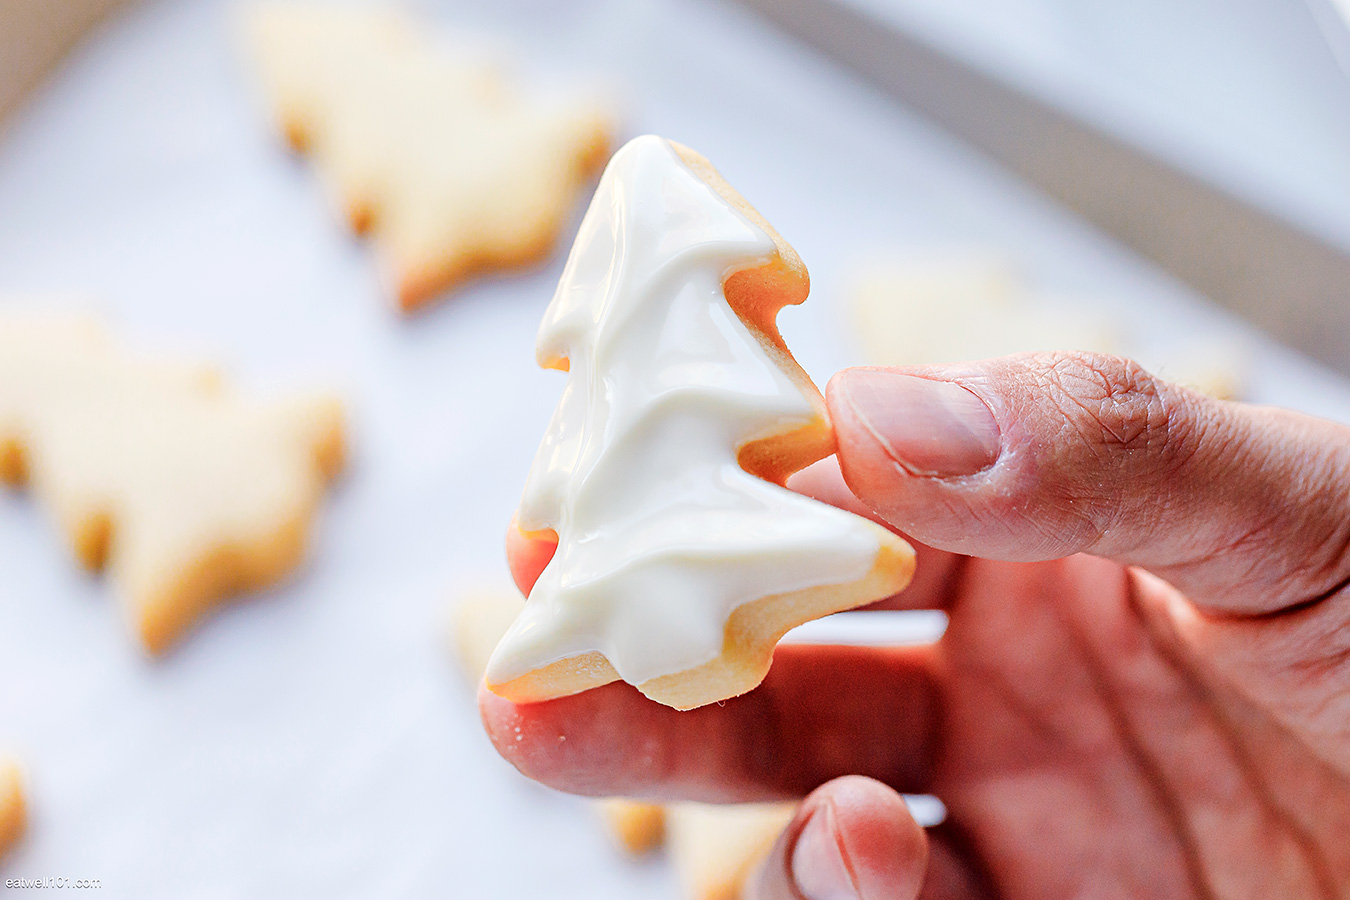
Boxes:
[828,353,1350,614]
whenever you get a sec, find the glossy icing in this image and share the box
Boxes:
[486,135,881,688]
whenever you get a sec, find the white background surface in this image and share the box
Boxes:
[850,0,1350,247]
[2,0,1349,897]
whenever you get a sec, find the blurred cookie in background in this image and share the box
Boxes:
[847,251,1246,400]
[243,4,613,312]
[849,253,1120,366]
[451,583,528,686]
[667,801,796,900]
[0,313,345,654]
[596,798,666,856]
[0,758,26,862]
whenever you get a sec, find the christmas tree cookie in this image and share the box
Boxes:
[0,760,24,861]
[486,135,915,710]
[849,253,1245,399]
[0,316,344,653]
[668,802,796,900]
[452,586,787,885]
[244,4,611,312]
[450,586,665,856]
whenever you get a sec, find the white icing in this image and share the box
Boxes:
[486,135,881,688]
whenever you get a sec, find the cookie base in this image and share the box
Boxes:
[487,522,914,710]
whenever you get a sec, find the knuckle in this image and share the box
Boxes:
[1032,351,1181,466]
[1015,352,1199,550]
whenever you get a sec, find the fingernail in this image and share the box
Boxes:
[791,803,860,900]
[840,370,1000,477]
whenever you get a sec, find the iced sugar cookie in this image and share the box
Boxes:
[453,587,788,880]
[0,316,344,653]
[450,587,665,855]
[486,135,915,711]
[245,4,611,311]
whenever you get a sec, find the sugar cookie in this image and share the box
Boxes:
[849,253,1245,398]
[596,798,666,856]
[244,4,611,311]
[451,587,665,855]
[667,802,796,900]
[0,760,25,860]
[450,585,528,685]
[0,316,344,653]
[486,135,915,711]
[849,253,1120,366]
[453,587,785,882]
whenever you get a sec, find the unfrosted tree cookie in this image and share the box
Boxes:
[485,135,916,711]
[596,798,666,856]
[450,584,529,685]
[0,316,344,653]
[848,253,1121,366]
[244,4,612,312]
[668,802,796,900]
[849,253,1246,398]
[0,760,25,860]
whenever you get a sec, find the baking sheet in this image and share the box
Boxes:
[2,0,1349,897]
[736,0,1350,374]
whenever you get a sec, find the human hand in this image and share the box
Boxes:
[481,352,1350,899]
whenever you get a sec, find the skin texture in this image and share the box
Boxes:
[481,350,1350,899]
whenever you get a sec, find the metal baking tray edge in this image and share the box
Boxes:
[735,0,1350,374]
